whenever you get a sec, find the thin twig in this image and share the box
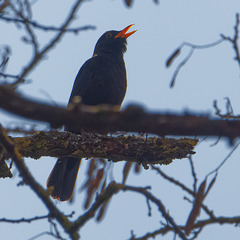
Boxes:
[0,214,49,223]
[121,184,187,240]
[182,39,224,50]
[168,38,224,88]
[221,13,240,69]
[69,181,120,233]
[151,165,194,196]
[188,156,197,194]
[206,140,240,178]
[132,215,240,240]
[151,166,215,219]
[170,47,194,88]
[0,72,27,81]
[213,98,240,120]
[0,15,95,33]
[11,0,92,85]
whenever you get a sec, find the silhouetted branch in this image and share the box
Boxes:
[0,214,50,223]
[214,98,240,119]
[121,184,187,240]
[0,126,79,240]
[69,181,120,233]
[167,12,240,88]
[188,155,198,193]
[166,38,224,88]
[9,0,90,85]
[151,166,215,219]
[0,72,27,81]
[0,86,240,140]
[0,15,95,33]
[221,13,240,69]
[0,211,75,224]
[132,215,240,240]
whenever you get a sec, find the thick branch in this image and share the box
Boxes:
[12,131,198,165]
[0,86,240,139]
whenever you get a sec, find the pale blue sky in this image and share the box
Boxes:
[1,1,240,239]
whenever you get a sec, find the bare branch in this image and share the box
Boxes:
[167,38,224,88]
[151,165,194,195]
[0,214,50,223]
[69,181,120,233]
[213,98,240,119]
[169,47,194,88]
[151,166,215,219]
[1,86,240,140]
[221,13,240,69]
[188,156,198,193]
[9,0,91,85]
[121,184,187,240]
[0,126,78,240]
[0,15,95,33]
[132,215,240,240]
[0,212,75,224]
[206,141,240,178]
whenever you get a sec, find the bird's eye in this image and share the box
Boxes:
[106,32,112,39]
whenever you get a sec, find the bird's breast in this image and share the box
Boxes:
[69,55,127,107]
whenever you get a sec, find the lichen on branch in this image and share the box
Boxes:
[11,130,198,165]
[13,130,198,164]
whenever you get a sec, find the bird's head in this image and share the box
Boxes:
[93,24,136,57]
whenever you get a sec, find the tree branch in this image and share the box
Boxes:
[12,0,86,85]
[0,15,95,33]
[10,130,197,165]
[69,181,120,233]
[121,184,187,240]
[221,13,240,69]
[0,126,79,240]
[0,214,50,223]
[0,86,240,140]
[132,215,240,240]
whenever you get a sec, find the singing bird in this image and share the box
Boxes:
[47,24,136,201]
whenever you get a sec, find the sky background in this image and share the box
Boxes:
[1,0,240,239]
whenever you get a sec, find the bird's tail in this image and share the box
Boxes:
[47,157,81,201]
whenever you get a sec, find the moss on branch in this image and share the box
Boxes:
[12,130,198,165]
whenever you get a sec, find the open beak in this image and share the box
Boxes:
[114,24,137,39]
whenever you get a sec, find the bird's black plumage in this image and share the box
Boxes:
[69,54,126,106]
[47,25,136,201]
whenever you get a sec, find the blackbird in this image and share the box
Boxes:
[47,24,136,201]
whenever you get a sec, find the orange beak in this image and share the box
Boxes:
[114,24,137,39]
